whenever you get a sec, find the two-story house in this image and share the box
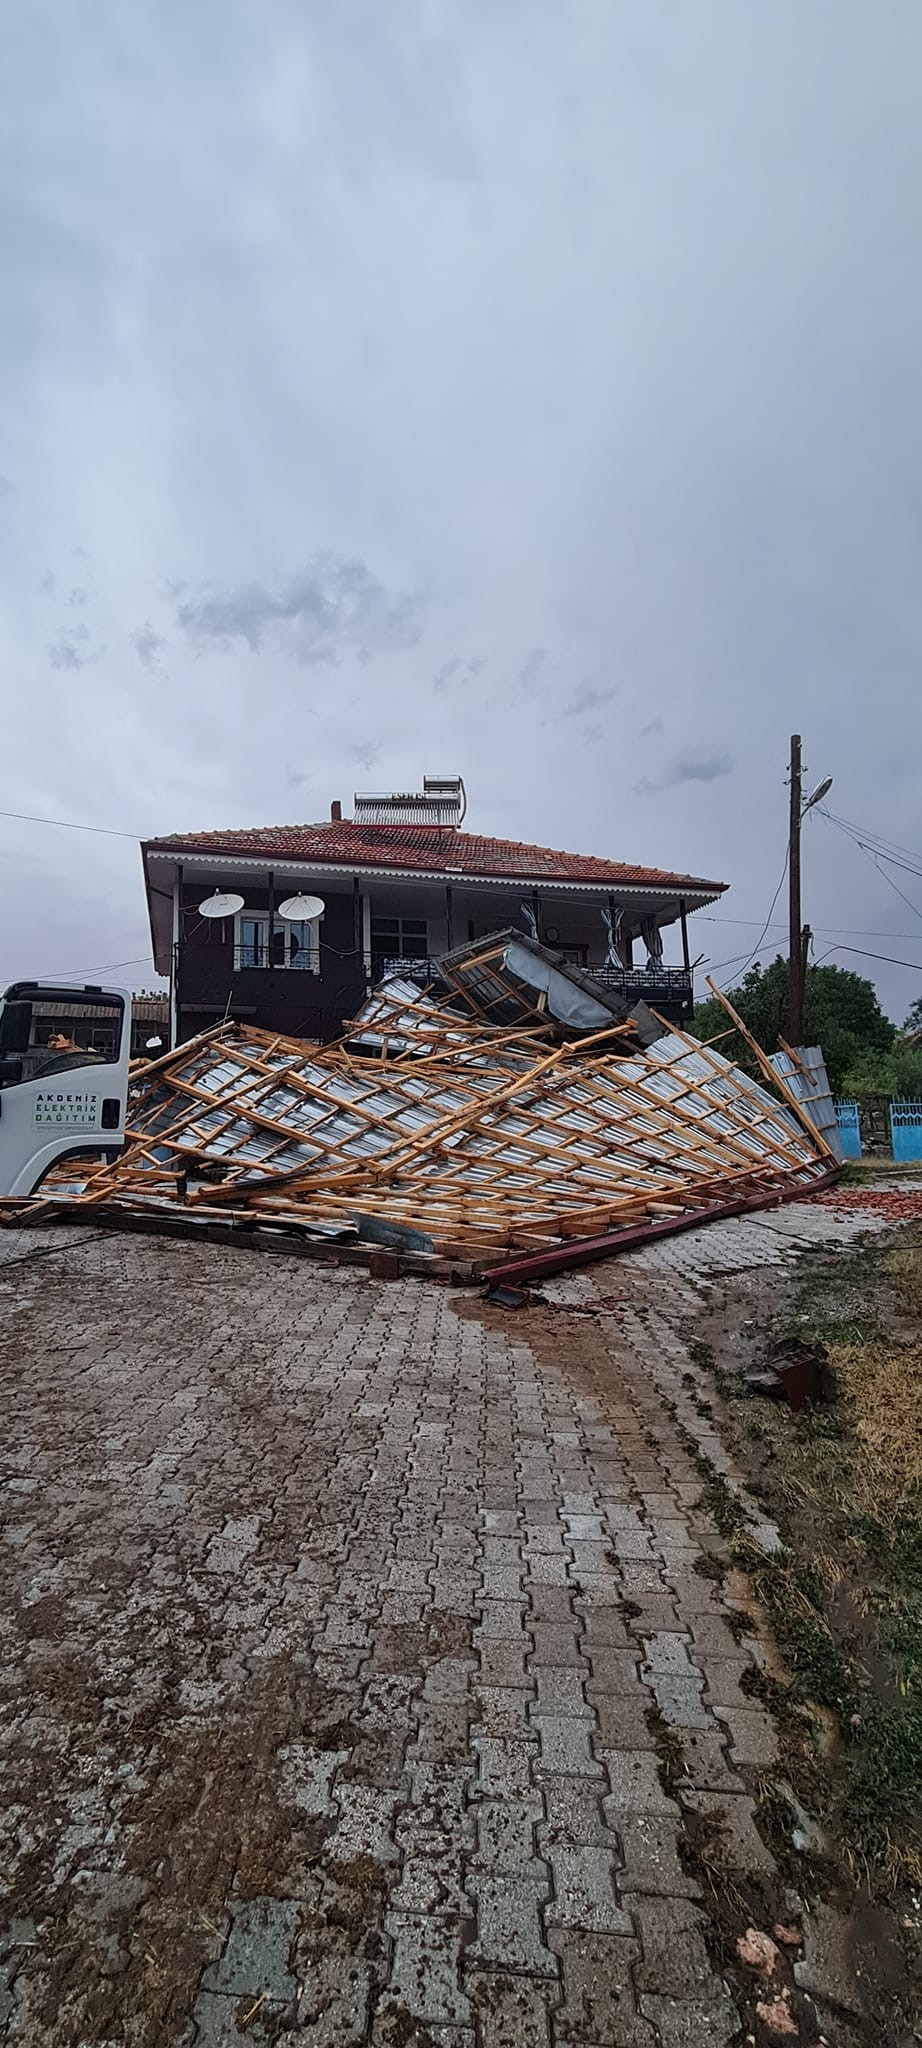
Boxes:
[141,777,727,1046]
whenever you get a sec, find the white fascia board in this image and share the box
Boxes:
[142,847,722,909]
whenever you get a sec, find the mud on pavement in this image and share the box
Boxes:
[0,1204,919,2046]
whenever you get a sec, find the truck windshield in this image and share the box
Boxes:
[0,988,124,1087]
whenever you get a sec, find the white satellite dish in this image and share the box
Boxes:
[277,893,325,921]
[199,891,245,919]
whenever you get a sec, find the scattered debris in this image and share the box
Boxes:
[770,1782,835,1861]
[810,1186,922,1221]
[755,1992,799,2037]
[0,942,835,1278]
[743,1337,831,1411]
[736,1926,781,1976]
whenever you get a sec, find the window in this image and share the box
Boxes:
[235,914,320,971]
[371,915,428,978]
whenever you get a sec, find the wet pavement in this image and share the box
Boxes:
[0,1199,903,2045]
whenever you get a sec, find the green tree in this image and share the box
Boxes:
[903,995,922,1037]
[691,956,894,1094]
[839,1042,922,1098]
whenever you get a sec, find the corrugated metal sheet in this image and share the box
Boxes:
[768,1045,843,1163]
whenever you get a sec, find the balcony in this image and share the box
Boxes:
[378,956,693,1009]
[233,945,317,972]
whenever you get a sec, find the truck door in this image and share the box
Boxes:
[0,984,130,1199]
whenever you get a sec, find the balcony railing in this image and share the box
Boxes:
[378,956,692,999]
[233,945,317,972]
[576,965,692,996]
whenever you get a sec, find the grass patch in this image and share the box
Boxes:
[690,1222,922,1889]
[744,1554,858,1722]
[700,1470,747,1542]
[839,1698,922,1888]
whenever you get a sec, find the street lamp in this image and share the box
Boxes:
[803,775,833,816]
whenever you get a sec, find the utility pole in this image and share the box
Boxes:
[788,733,803,1046]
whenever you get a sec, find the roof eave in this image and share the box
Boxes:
[142,844,725,906]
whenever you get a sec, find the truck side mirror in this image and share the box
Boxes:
[0,1002,31,1054]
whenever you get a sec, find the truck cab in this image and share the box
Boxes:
[0,983,131,1198]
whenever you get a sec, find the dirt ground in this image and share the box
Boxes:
[1,1198,921,2047]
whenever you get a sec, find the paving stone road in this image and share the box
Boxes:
[0,1200,899,2046]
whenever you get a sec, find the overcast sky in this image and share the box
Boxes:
[2,1,922,1020]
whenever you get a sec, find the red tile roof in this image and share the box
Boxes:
[144,822,726,895]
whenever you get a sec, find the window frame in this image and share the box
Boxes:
[234,910,322,973]
[370,914,429,974]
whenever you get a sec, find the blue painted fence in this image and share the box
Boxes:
[890,1101,922,1163]
[835,1101,862,1160]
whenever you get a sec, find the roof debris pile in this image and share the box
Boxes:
[3,940,836,1279]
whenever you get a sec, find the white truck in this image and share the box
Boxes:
[0,981,131,1198]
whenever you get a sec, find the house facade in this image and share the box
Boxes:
[141,778,727,1047]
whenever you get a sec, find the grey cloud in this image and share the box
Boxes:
[65,585,88,607]
[130,622,166,670]
[636,749,734,796]
[433,653,487,693]
[174,554,422,666]
[2,4,922,1024]
[47,624,90,671]
[665,748,734,786]
[349,741,381,772]
[561,679,617,720]
[516,648,553,699]
[539,676,617,728]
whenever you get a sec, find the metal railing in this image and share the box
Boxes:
[233,945,317,972]
[377,956,692,995]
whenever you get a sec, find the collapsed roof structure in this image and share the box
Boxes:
[2,934,838,1282]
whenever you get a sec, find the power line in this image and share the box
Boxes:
[710,847,789,981]
[814,942,922,973]
[704,914,922,940]
[0,808,139,840]
[39,955,157,981]
[819,807,922,869]
[817,807,922,884]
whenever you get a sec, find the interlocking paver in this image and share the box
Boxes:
[544,1846,632,1933]
[646,1673,711,1729]
[584,1649,643,1694]
[531,1715,603,1779]
[472,1794,546,1874]
[679,1789,778,1873]
[0,1219,822,2045]
[473,1734,539,1798]
[617,1813,702,1898]
[527,1624,585,1667]
[638,1984,740,2047]
[467,1972,557,2046]
[531,1667,592,1718]
[632,1897,715,1996]
[591,1694,658,1751]
[670,1728,745,1792]
[465,1871,556,1975]
[700,1657,758,1709]
[548,1930,652,2045]
[603,1752,678,1815]
[386,1916,473,2024]
[714,1704,780,1767]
